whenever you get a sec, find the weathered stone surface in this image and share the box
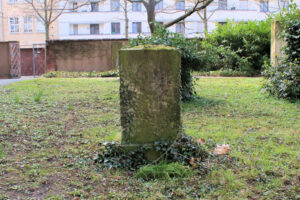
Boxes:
[119,45,181,146]
[271,21,286,66]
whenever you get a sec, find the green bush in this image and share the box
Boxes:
[263,59,300,98]
[263,3,300,99]
[136,162,193,180]
[199,20,271,75]
[43,70,119,78]
[129,23,201,101]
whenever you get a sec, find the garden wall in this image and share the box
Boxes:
[0,42,11,78]
[47,39,129,72]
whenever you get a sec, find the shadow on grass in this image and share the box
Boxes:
[183,96,225,111]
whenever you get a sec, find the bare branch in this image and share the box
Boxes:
[24,0,46,22]
[164,0,213,28]
[49,0,69,24]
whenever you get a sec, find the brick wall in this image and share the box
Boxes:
[46,39,129,72]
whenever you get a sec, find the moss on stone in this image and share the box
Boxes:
[119,47,181,146]
[123,45,177,51]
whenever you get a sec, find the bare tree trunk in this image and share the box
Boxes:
[146,0,156,33]
[44,0,49,41]
[45,23,50,41]
[125,0,129,38]
[203,9,208,38]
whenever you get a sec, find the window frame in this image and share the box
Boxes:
[260,0,269,12]
[111,22,120,34]
[132,22,142,33]
[36,17,45,33]
[132,2,142,12]
[176,22,185,34]
[72,2,78,12]
[23,16,33,33]
[176,0,185,10]
[90,24,100,35]
[91,2,99,12]
[111,0,120,11]
[9,17,20,33]
[218,0,227,10]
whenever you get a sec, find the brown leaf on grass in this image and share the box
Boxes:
[197,138,205,145]
[189,157,195,166]
[213,144,230,155]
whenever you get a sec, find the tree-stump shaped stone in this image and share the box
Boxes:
[119,45,181,151]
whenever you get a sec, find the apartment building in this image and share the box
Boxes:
[58,0,298,39]
[0,0,58,47]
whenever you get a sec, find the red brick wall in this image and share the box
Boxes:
[46,39,129,72]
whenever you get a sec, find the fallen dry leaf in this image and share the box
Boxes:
[189,157,195,166]
[213,144,230,155]
[197,138,205,145]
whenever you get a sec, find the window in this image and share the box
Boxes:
[91,2,98,12]
[132,2,142,11]
[239,0,248,10]
[8,0,18,4]
[132,22,141,33]
[23,0,32,3]
[23,16,33,33]
[176,22,184,34]
[218,0,227,9]
[260,0,268,12]
[9,17,19,33]
[176,0,185,10]
[71,24,78,35]
[72,2,78,12]
[111,0,120,11]
[280,0,289,10]
[111,22,120,34]
[90,24,99,34]
[155,0,163,10]
[37,17,45,32]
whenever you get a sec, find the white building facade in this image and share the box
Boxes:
[58,0,297,39]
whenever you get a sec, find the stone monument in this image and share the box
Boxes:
[119,45,181,157]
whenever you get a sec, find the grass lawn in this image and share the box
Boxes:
[0,77,299,199]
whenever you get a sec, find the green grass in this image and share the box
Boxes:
[136,162,193,180]
[0,77,299,199]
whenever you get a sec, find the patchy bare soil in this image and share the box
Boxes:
[0,77,299,199]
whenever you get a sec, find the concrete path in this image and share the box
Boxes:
[0,76,35,87]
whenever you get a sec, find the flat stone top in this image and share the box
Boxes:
[122,45,177,51]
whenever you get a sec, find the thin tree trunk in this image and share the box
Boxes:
[44,0,49,41]
[203,9,208,38]
[125,0,129,38]
[45,24,50,41]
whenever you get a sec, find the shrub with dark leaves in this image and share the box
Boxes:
[129,24,201,101]
[95,134,209,170]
